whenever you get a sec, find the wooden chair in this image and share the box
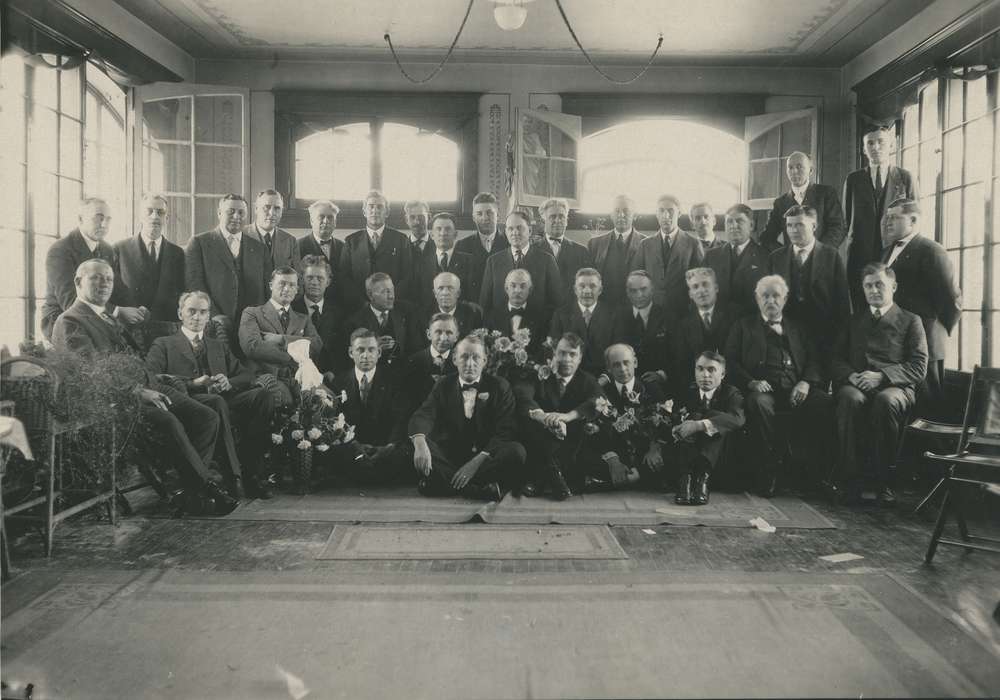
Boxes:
[923,366,1000,564]
[0,356,118,557]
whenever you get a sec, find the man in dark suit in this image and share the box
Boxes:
[408,336,527,500]
[146,290,277,499]
[480,210,564,323]
[769,204,852,358]
[705,203,769,317]
[238,267,324,406]
[41,197,147,340]
[761,152,846,251]
[537,197,592,299]
[483,268,548,357]
[688,202,726,256]
[671,268,739,396]
[338,190,413,310]
[246,189,301,272]
[633,193,704,318]
[455,191,509,304]
[588,194,646,305]
[882,198,961,414]
[831,263,928,505]
[404,200,437,310]
[725,275,834,496]
[343,272,416,375]
[844,127,918,308]
[292,255,345,375]
[401,313,460,423]
[617,271,671,381]
[297,200,345,286]
[111,194,185,334]
[327,328,409,484]
[51,259,237,515]
[420,272,483,341]
[514,333,602,499]
[548,268,617,376]
[415,212,474,313]
[185,194,272,350]
[666,351,745,506]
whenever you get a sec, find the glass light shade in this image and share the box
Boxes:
[494,4,527,31]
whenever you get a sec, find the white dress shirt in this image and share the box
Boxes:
[479,232,496,252]
[460,378,480,419]
[792,239,816,263]
[354,367,376,387]
[870,164,887,189]
[140,232,161,260]
[885,232,918,267]
[82,234,100,253]
[221,228,242,257]
[180,326,203,345]
[869,302,894,318]
[791,184,808,204]
[615,377,636,397]
[270,298,291,315]
[367,225,386,248]
[733,240,750,256]
[633,304,651,324]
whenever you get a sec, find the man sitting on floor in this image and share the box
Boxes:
[665,351,745,506]
[830,262,928,506]
[52,258,237,515]
[327,328,408,485]
[724,275,833,497]
[514,332,602,501]
[408,335,526,501]
[146,291,277,500]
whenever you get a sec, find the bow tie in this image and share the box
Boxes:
[460,382,480,392]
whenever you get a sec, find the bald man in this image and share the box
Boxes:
[587,195,646,305]
[761,152,845,251]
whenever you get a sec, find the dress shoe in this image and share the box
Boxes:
[461,481,503,502]
[244,477,274,500]
[548,467,572,501]
[520,481,539,497]
[204,481,239,515]
[582,475,615,493]
[756,473,777,499]
[878,486,897,507]
[674,474,692,505]
[418,477,449,497]
[692,473,710,506]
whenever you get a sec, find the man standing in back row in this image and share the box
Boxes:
[761,152,845,251]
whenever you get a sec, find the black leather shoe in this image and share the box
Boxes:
[549,469,572,501]
[244,477,274,500]
[520,481,539,497]
[462,481,502,502]
[582,475,615,493]
[757,473,777,499]
[692,473,710,505]
[878,486,897,507]
[204,481,238,515]
[675,474,692,505]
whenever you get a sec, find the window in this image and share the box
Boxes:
[745,108,817,210]
[513,109,580,207]
[84,66,126,243]
[900,81,940,229]
[293,120,460,206]
[579,119,744,213]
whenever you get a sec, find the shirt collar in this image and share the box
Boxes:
[313,233,333,246]
[140,232,161,250]
[460,377,481,389]
[180,326,202,343]
[697,232,716,245]
[480,231,496,244]
[699,305,716,318]
[255,222,275,237]
[578,301,597,315]
[660,228,678,243]
[793,239,816,257]
[81,234,100,252]
[508,303,525,312]
[354,367,376,385]
[370,304,388,317]
[220,228,241,241]
[512,243,530,257]
[791,183,808,201]
[306,297,324,314]
[437,305,456,316]
[701,387,717,401]
[82,299,107,317]
[870,302,894,316]
[761,314,783,325]
[367,225,386,238]
[431,348,450,361]
[633,305,651,320]
[894,232,918,249]
[615,377,635,394]
[269,298,290,313]
[733,240,750,256]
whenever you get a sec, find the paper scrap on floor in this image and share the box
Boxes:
[750,517,776,533]
[819,552,865,563]
[642,529,657,535]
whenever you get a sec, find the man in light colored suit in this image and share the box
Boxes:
[844,127,918,307]
[338,189,414,310]
[588,194,646,306]
[246,189,301,272]
[762,152,845,251]
[185,194,272,350]
[537,197,592,299]
[632,194,704,317]
[238,266,323,405]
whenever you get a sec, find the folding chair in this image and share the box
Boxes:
[923,366,1000,564]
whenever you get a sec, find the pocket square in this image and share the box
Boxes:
[477,392,490,401]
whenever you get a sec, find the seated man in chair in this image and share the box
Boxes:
[238,266,324,406]
[51,258,237,515]
[408,335,526,500]
[830,262,928,506]
[147,291,277,499]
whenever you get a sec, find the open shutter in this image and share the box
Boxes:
[744,107,818,211]
[132,83,249,246]
[512,108,581,209]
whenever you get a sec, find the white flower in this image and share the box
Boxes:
[333,413,346,430]
[659,399,674,413]
[342,426,355,443]
[271,433,283,445]
[307,427,322,440]
[315,443,330,452]
[625,390,640,404]
[291,429,304,440]
[339,390,348,403]
[514,348,528,366]
[297,439,312,450]
[496,337,513,353]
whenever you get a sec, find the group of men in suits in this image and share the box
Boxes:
[41,124,962,508]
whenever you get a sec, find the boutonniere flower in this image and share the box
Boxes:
[626,390,640,404]
[477,392,490,402]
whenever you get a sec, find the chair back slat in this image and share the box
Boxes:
[960,366,1000,453]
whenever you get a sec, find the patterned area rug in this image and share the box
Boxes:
[220,487,834,529]
[3,570,997,699]
[316,524,629,560]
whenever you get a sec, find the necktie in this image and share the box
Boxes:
[439,253,448,270]
[190,335,203,354]
[874,167,883,195]
[557,378,567,399]
[148,239,157,263]
[702,394,711,412]
[702,311,712,329]
[661,234,670,264]
[279,308,290,332]
[310,304,321,328]
[370,231,380,251]
[548,238,561,257]
[359,374,370,405]
[619,383,628,400]
[99,311,117,327]
[767,321,783,335]
[379,311,388,328]
[264,233,273,251]
[795,248,808,267]
[319,240,331,259]
[482,236,492,253]
[227,234,239,258]
[513,249,524,268]
[873,309,882,322]
[635,310,646,332]
[582,307,593,327]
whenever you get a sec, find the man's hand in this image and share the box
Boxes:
[546,421,567,440]
[857,371,884,392]
[412,437,432,476]
[212,374,232,393]
[378,336,396,352]
[262,332,285,346]
[211,315,232,343]
[542,412,565,429]
[749,379,773,393]
[790,380,810,406]
[597,373,611,387]
[117,306,149,325]
[450,456,483,490]
[847,372,864,389]
[672,420,703,441]
[138,387,172,411]
[643,445,664,472]
[607,455,630,486]
[640,370,665,385]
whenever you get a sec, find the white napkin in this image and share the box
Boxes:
[287,338,324,391]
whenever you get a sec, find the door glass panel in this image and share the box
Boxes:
[961,247,983,312]
[0,297,26,352]
[961,311,981,370]
[144,143,192,194]
[33,65,58,110]
[942,190,961,248]
[59,118,82,179]
[165,196,193,246]
[553,160,576,199]
[194,95,242,144]
[0,162,26,231]
[943,130,963,188]
[33,235,57,299]
[947,81,964,128]
[749,130,779,160]
[963,182,984,246]
[29,171,58,237]
[522,157,548,197]
[143,98,192,142]
[195,144,242,194]
[58,178,82,235]
[194,197,219,236]
[29,107,58,173]
[966,76,987,121]
[965,118,988,183]
[920,82,939,140]
[60,69,81,120]
[748,161,778,200]
[0,230,25,297]
[522,114,550,157]
[550,127,577,159]
[920,139,940,194]
[780,117,811,154]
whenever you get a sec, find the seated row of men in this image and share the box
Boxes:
[51,248,926,512]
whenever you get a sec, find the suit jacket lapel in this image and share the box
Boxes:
[594,235,611,267]
[209,231,237,274]
[262,303,284,333]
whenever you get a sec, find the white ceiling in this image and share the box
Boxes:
[112,0,933,65]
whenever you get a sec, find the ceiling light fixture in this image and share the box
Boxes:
[494,0,529,31]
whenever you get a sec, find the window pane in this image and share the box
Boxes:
[59,178,82,235]
[749,161,779,200]
[0,162,26,231]
[992,244,1000,314]
[59,118,82,179]
[947,80,964,127]
[945,315,960,370]
[85,92,99,142]
[194,95,242,145]
[965,118,988,184]
[920,195,937,239]
[780,117,811,155]
[60,67,81,119]
[960,311,982,370]
[920,81,939,141]
[992,312,1000,366]
[32,65,58,110]
[961,246,984,311]
[919,139,940,194]
[553,160,576,199]
[943,129,963,188]
[1,95,26,161]
[1,52,26,95]
[294,123,370,202]
[29,107,58,173]
[33,234,57,299]
[901,146,917,175]
[29,171,58,237]
[0,297,26,352]
[550,126,577,159]
[195,144,242,194]
[749,129,779,160]
[0,230,25,297]
[966,75,987,121]
[381,123,460,202]
[963,182,984,246]
[143,142,191,194]
[942,189,962,248]
[902,105,918,148]
[143,97,192,142]
[522,114,550,156]
[521,156,548,197]
[164,196,193,247]
[194,197,218,237]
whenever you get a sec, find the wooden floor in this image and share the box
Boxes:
[4,483,1000,658]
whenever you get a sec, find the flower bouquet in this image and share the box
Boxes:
[585,393,689,481]
[270,386,354,493]
[473,327,554,383]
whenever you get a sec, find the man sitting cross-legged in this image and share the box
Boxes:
[146,291,278,500]
[725,275,834,497]
[408,335,527,500]
[326,328,409,485]
[514,333,602,500]
[52,259,237,515]
[401,313,460,422]
[665,351,745,506]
